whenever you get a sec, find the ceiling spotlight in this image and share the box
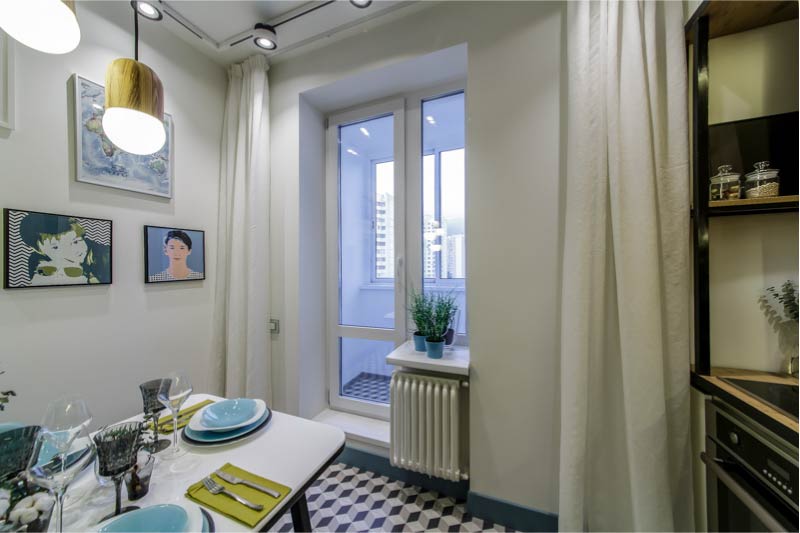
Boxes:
[131,1,162,21]
[0,0,81,55]
[346,148,359,156]
[425,115,436,125]
[359,127,370,137]
[253,23,277,50]
[350,0,372,7]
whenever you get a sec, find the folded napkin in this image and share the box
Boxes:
[152,399,214,434]
[186,463,291,528]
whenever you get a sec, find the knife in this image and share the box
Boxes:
[214,470,281,499]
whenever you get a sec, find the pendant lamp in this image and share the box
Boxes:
[0,0,80,54]
[102,8,165,155]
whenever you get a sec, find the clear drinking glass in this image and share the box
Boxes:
[26,425,95,533]
[157,373,193,460]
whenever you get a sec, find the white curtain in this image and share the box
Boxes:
[212,55,271,400]
[559,2,694,531]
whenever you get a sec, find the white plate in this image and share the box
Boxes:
[188,399,266,433]
[90,502,203,533]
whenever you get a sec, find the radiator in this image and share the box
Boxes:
[389,371,468,482]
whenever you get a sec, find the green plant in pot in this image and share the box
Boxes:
[409,290,434,352]
[425,294,458,359]
[759,280,799,376]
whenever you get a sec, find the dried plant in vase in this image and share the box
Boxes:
[0,368,15,412]
[759,280,799,376]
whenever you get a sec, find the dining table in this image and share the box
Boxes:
[59,393,346,532]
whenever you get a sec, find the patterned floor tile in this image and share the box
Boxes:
[274,463,513,532]
[341,373,391,404]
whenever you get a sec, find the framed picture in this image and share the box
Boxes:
[144,226,205,283]
[73,74,174,198]
[0,30,14,130]
[4,208,112,289]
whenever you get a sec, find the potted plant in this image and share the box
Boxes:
[425,294,458,359]
[409,290,433,352]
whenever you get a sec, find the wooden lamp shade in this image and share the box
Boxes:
[102,58,166,155]
[105,58,164,122]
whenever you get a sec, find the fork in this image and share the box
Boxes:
[202,477,264,511]
[214,470,281,499]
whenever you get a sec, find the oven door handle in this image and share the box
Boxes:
[701,452,785,533]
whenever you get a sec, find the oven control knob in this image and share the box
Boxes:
[728,431,739,445]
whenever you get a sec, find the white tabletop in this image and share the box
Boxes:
[61,394,345,532]
[385,341,470,377]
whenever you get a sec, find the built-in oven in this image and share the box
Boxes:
[705,399,798,532]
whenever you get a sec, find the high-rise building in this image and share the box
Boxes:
[375,193,395,278]
[446,234,466,278]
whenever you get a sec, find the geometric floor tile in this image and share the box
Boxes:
[342,373,391,404]
[274,463,513,532]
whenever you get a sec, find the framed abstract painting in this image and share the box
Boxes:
[4,208,112,289]
[73,74,174,198]
[144,226,205,283]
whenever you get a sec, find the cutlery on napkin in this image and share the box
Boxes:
[214,470,281,498]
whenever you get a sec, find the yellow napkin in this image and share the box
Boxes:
[152,399,214,434]
[185,463,291,528]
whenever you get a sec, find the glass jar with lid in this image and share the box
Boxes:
[709,164,741,201]
[744,161,780,199]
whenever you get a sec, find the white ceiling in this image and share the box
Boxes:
[154,0,415,64]
[163,1,319,42]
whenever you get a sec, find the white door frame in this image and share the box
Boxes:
[325,97,406,419]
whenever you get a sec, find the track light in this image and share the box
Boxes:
[253,23,277,50]
[350,0,372,7]
[131,1,162,21]
[0,0,80,54]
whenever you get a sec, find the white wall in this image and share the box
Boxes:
[0,2,226,427]
[269,1,563,514]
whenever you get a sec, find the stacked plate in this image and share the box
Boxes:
[181,399,271,446]
[94,503,214,533]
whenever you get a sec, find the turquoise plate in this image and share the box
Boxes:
[99,504,188,533]
[201,399,258,429]
[183,408,271,444]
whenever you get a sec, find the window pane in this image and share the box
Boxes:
[374,161,394,279]
[440,148,465,279]
[340,337,394,404]
[422,92,467,336]
[339,114,395,329]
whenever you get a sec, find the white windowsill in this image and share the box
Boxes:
[313,409,390,450]
[385,340,470,377]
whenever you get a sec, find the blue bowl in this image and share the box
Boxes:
[99,504,188,533]
[201,398,258,429]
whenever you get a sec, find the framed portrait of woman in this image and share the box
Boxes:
[143,226,205,283]
[4,208,112,289]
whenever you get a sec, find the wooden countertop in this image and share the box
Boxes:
[691,366,798,441]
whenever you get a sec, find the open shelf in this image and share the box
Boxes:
[708,194,799,216]
[685,0,798,44]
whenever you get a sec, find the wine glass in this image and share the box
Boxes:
[92,422,142,521]
[26,425,95,533]
[139,379,170,453]
[41,396,92,454]
[157,373,193,460]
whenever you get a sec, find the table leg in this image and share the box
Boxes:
[290,493,312,532]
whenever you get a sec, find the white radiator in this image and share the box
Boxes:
[389,371,468,482]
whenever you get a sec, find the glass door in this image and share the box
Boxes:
[326,99,405,419]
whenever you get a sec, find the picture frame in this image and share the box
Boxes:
[0,30,15,130]
[143,225,205,284]
[4,208,113,289]
[73,74,174,198]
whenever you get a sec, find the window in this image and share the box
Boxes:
[327,88,466,418]
[422,92,467,336]
[373,160,394,280]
